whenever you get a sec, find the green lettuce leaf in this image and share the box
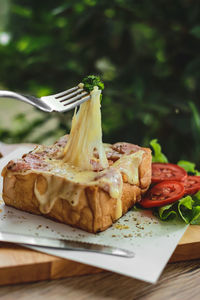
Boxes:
[192,190,200,206]
[153,192,200,224]
[177,160,200,175]
[177,196,194,224]
[190,191,200,224]
[150,139,168,163]
[190,206,200,224]
[155,203,177,220]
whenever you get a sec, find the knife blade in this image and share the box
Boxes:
[0,231,134,258]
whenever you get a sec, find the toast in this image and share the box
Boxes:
[2,136,151,233]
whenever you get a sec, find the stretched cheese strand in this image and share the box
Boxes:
[63,86,108,170]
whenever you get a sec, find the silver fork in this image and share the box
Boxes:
[0,86,91,112]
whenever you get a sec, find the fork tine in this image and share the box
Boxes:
[63,95,91,111]
[54,86,79,98]
[59,88,85,102]
[60,91,89,105]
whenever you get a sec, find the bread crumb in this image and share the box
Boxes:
[114,224,129,230]
[136,233,142,237]
[123,234,133,238]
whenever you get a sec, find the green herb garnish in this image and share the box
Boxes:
[82,75,104,92]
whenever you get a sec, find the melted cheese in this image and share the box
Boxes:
[33,159,123,214]
[11,85,145,220]
[32,151,144,219]
[101,169,123,218]
[63,86,108,170]
[112,150,144,185]
[34,174,83,214]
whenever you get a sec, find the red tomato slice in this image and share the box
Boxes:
[152,163,187,183]
[140,181,185,208]
[184,176,200,195]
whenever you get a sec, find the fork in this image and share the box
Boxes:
[0,85,91,112]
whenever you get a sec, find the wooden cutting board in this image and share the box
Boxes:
[0,225,199,286]
[0,143,199,285]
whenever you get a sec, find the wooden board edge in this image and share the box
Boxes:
[0,261,52,286]
[0,253,103,286]
[50,259,103,279]
[169,241,200,263]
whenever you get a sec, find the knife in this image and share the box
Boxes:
[0,231,134,258]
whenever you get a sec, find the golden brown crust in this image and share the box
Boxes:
[2,144,151,233]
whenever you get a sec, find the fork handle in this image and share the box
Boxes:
[0,90,51,112]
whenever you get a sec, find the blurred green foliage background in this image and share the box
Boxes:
[0,0,200,164]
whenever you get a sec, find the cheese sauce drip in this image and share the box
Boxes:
[63,86,108,170]
[112,151,144,185]
[31,151,143,218]
[34,174,83,214]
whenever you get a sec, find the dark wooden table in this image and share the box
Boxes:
[0,143,200,300]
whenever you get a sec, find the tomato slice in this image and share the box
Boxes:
[140,181,185,208]
[184,176,200,195]
[152,163,187,183]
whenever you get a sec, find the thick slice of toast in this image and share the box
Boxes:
[2,136,151,233]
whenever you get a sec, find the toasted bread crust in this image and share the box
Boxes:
[2,140,151,233]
